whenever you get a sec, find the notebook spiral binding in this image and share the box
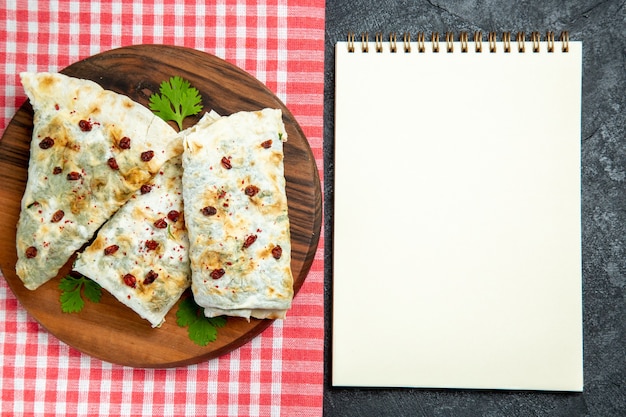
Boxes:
[347,31,570,54]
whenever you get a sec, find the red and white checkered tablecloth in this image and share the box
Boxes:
[0,1,325,416]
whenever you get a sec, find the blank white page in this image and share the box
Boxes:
[332,39,583,391]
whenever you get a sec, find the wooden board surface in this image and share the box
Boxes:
[0,45,322,368]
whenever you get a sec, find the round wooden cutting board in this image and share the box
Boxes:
[0,45,322,367]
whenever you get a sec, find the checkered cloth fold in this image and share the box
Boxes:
[0,1,325,416]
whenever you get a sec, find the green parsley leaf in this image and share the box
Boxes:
[176,296,200,327]
[59,275,102,313]
[176,296,226,346]
[188,319,219,346]
[83,280,103,303]
[148,76,203,130]
[59,277,84,313]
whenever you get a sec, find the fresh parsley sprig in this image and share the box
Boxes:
[59,274,102,313]
[176,296,226,346]
[149,76,203,130]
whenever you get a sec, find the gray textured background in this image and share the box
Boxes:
[323,1,626,416]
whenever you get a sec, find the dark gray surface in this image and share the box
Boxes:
[323,1,626,416]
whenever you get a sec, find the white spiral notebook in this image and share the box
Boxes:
[332,32,583,391]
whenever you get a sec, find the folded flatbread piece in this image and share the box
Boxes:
[16,72,178,290]
[72,155,188,326]
[72,112,221,326]
[183,108,294,320]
